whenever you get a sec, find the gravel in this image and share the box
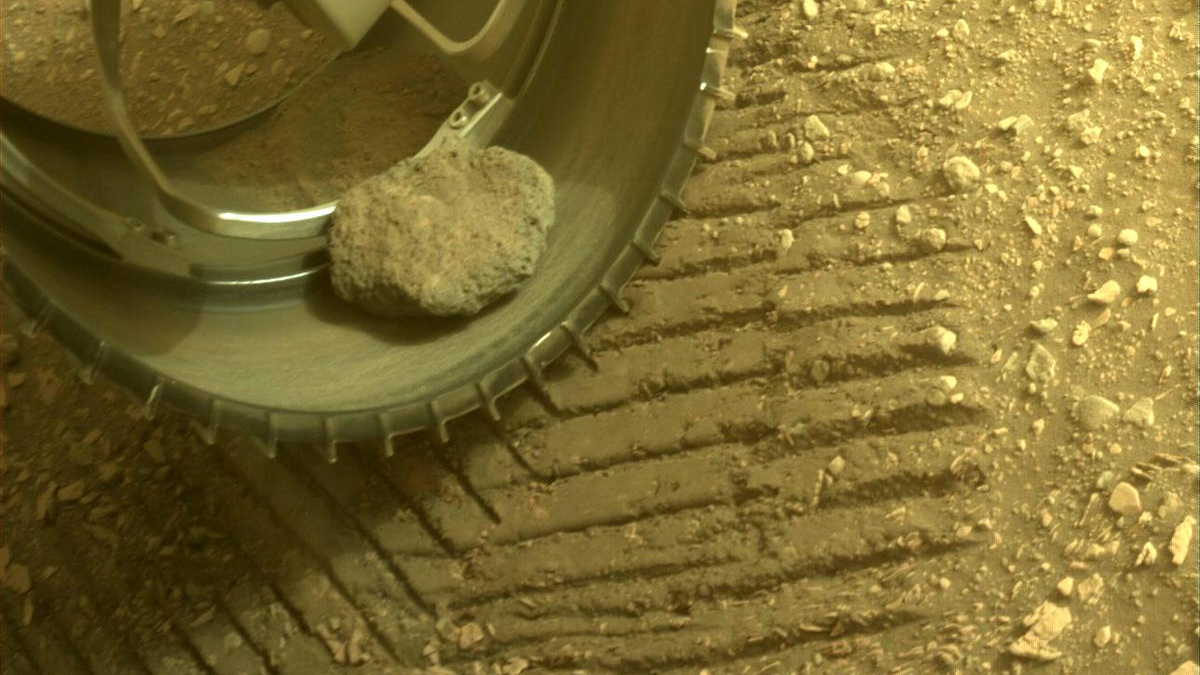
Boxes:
[329,140,556,317]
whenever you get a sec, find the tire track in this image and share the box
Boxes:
[0,0,1011,671]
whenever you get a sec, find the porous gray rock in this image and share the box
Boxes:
[329,140,555,317]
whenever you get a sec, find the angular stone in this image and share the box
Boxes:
[942,156,981,191]
[1108,481,1142,517]
[1122,397,1155,428]
[1073,395,1119,430]
[1025,344,1056,382]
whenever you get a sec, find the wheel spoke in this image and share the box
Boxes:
[89,0,334,240]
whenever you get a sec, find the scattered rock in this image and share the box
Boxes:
[1023,215,1042,236]
[1073,395,1118,430]
[245,28,272,56]
[1025,344,1057,382]
[1169,516,1195,566]
[776,229,795,256]
[895,205,913,224]
[1080,126,1102,145]
[1134,541,1157,566]
[871,62,896,81]
[827,455,846,477]
[803,114,830,140]
[799,141,815,163]
[951,19,970,42]
[1087,280,1121,305]
[1087,58,1109,85]
[1107,481,1142,517]
[329,140,556,317]
[1122,397,1155,428]
[1116,228,1138,247]
[1077,573,1105,604]
[1170,662,1200,675]
[1055,577,1074,597]
[457,622,484,649]
[849,170,873,187]
[1136,275,1158,295]
[1093,625,1112,648]
[224,63,246,88]
[801,0,820,20]
[915,227,947,252]
[1071,321,1091,346]
[942,156,981,191]
[1009,602,1071,661]
[921,326,957,356]
[1029,318,1058,335]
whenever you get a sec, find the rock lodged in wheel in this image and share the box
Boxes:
[329,139,555,317]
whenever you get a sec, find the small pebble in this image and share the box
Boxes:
[915,227,947,252]
[1093,625,1112,648]
[245,28,272,56]
[1168,662,1199,675]
[922,326,957,356]
[1071,321,1090,346]
[803,114,830,141]
[942,156,981,191]
[1135,275,1157,295]
[1107,481,1142,517]
[1086,223,1103,239]
[1055,577,1074,597]
[951,19,970,42]
[871,61,896,80]
[1029,318,1058,335]
[1087,58,1109,85]
[1168,516,1195,566]
[1025,344,1057,382]
[895,205,913,224]
[801,0,820,20]
[1116,229,1138,247]
[1087,280,1120,305]
[1074,395,1119,430]
[1122,397,1154,428]
[800,141,815,163]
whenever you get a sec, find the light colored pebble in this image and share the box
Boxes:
[1055,577,1074,597]
[804,114,830,140]
[1107,481,1142,517]
[1087,279,1121,305]
[1074,395,1119,430]
[1093,625,1112,648]
[245,28,272,56]
[1135,275,1158,295]
[942,156,981,191]
[1122,397,1155,428]
[1169,516,1195,566]
[1116,228,1138,246]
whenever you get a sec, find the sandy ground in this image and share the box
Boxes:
[1,0,1197,674]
